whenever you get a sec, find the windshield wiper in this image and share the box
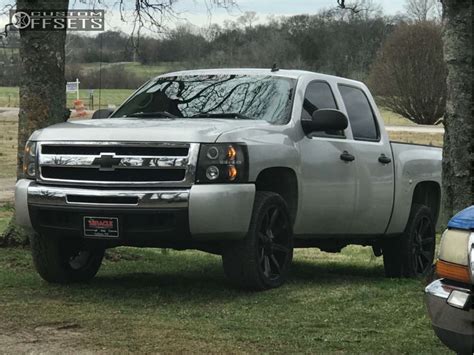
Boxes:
[128,111,178,118]
[191,112,255,120]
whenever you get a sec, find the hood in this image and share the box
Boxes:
[448,205,474,231]
[30,118,271,143]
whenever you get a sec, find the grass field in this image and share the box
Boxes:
[0,205,12,233]
[0,205,447,353]
[0,87,133,109]
[78,61,181,77]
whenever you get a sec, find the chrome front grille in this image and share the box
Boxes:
[37,142,199,187]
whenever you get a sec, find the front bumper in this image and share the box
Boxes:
[425,279,473,354]
[15,179,255,246]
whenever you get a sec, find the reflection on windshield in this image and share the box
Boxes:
[112,74,296,124]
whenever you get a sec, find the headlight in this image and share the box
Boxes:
[196,143,248,183]
[436,228,472,284]
[22,141,37,179]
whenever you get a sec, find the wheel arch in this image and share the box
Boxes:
[410,181,441,226]
[255,167,298,224]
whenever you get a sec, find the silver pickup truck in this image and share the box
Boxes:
[15,69,442,290]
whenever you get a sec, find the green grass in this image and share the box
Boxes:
[66,89,134,110]
[379,107,416,126]
[0,87,18,107]
[0,87,134,109]
[0,205,13,233]
[78,61,180,77]
[0,243,448,353]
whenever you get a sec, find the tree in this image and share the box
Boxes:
[368,22,447,124]
[440,0,473,222]
[0,0,69,246]
[405,0,440,22]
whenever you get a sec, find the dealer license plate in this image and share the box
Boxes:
[83,216,119,238]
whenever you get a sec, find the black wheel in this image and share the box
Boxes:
[222,191,293,291]
[382,204,436,278]
[30,233,105,283]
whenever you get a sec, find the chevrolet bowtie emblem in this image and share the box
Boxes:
[93,153,122,171]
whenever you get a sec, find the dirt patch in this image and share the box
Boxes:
[0,322,96,354]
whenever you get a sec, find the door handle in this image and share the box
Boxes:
[378,154,392,164]
[340,151,355,162]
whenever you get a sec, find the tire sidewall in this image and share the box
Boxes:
[31,233,104,283]
[403,205,435,277]
[248,192,294,289]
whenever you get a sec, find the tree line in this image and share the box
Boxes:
[0,6,446,124]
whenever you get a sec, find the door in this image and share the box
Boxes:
[338,85,394,235]
[295,81,358,236]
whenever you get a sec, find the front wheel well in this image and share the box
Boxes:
[255,167,298,224]
[411,181,441,225]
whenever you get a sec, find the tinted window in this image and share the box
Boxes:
[339,85,379,140]
[112,74,296,124]
[301,81,337,120]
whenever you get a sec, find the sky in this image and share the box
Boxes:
[0,0,408,36]
[104,0,408,32]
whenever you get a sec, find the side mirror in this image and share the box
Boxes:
[302,109,348,135]
[92,108,114,119]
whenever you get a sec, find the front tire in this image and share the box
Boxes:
[382,204,436,278]
[222,191,293,291]
[30,233,105,283]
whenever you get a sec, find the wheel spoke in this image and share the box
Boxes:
[259,248,265,263]
[270,254,281,273]
[264,256,271,277]
[417,255,425,272]
[417,218,425,236]
[420,250,432,261]
[260,212,270,235]
[419,218,430,237]
[269,208,279,231]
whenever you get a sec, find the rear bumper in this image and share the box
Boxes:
[15,179,255,246]
[425,279,473,354]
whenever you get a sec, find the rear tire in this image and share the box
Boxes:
[382,204,436,278]
[222,191,293,291]
[30,233,104,283]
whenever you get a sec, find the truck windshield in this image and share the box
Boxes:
[111,74,296,124]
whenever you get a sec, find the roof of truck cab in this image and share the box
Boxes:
[157,68,364,86]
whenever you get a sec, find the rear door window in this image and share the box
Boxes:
[338,85,379,141]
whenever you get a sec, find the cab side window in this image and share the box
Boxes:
[302,81,342,137]
[338,85,379,141]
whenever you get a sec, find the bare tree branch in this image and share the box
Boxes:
[336,0,361,13]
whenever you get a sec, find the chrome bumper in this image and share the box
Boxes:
[15,179,255,240]
[27,183,189,209]
[425,279,473,353]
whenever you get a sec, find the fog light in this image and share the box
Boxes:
[206,166,219,180]
[206,146,219,160]
[27,163,36,177]
[447,290,470,309]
